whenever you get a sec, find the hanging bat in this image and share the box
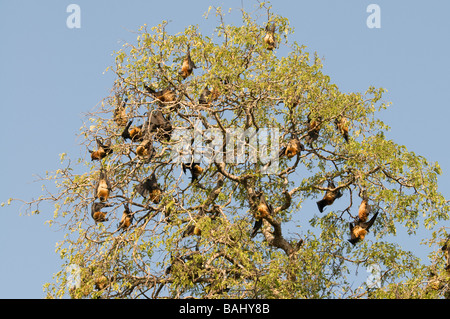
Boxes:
[348,211,379,246]
[121,120,144,142]
[182,223,202,237]
[305,114,321,145]
[136,139,154,160]
[251,218,263,238]
[255,192,274,219]
[144,84,176,103]
[198,85,220,107]
[199,86,212,106]
[113,95,128,127]
[91,202,112,223]
[165,254,184,275]
[335,116,349,143]
[358,197,370,222]
[90,137,113,161]
[263,23,277,50]
[182,162,204,184]
[279,136,304,158]
[250,192,273,237]
[117,203,133,231]
[94,168,112,202]
[148,110,173,142]
[136,173,162,204]
[94,274,109,291]
[178,47,197,79]
[316,181,343,213]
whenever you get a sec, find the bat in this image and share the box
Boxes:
[94,168,112,202]
[263,23,277,50]
[136,173,162,204]
[335,116,349,143]
[279,136,304,158]
[316,181,343,213]
[182,162,204,184]
[148,110,173,142]
[94,274,109,291]
[90,137,113,161]
[182,223,202,237]
[358,197,370,222]
[198,85,220,107]
[91,202,112,223]
[136,139,154,160]
[117,203,133,231]
[178,47,197,79]
[256,192,274,219]
[348,211,379,246]
[113,95,128,127]
[144,84,176,103]
[250,192,273,238]
[121,120,144,142]
[305,114,321,145]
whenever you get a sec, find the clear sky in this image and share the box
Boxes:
[1,0,449,298]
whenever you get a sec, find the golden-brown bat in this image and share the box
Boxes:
[279,136,304,158]
[263,23,277,50]
[178,47,197,79]
[348,211,379,246]
[335,116,349,143]
[117,203,133,231]
[136,173,162,204]
[90,137,113,161]
[316,181,343,213]
[91,202,112,223]
[94,168,112,202]
[182,162,204,184]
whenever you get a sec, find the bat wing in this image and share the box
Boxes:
[149,173,159,189]
[149,110,167,129]
[94,179,100,198]
[188,54,196,70]
[99,169,111,190]
[251,219,263,238]
[349,222,354,233]
[105,176,112,190]
[123,202,130,214]
[278,146,287,158]
[143,84,156,94]
[96,137,104,149]
[121,120,133,140]
[267,203,274,216]
[362,211,379,231]
[294,139,304,152]
[182,224,195,237]
[135,180,148,198]
[91,203,98,218]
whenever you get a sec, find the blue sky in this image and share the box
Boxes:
[0,0,449,298]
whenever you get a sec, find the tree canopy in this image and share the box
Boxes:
[9,3,450,299]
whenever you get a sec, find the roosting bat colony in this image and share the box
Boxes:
[87,21,379,254]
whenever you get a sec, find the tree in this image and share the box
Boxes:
[8,3,450,299]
